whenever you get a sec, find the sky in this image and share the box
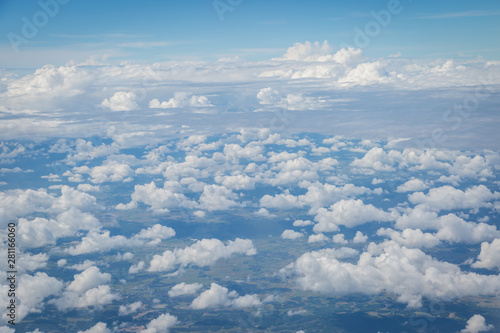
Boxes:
[0,1,500,332]
[1,0,500,67]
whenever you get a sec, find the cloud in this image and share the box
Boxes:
[256,87,326,111]
[133,224,176,241]
[190,283,262,309]
[148,238,256,272]
[286,241,500,308]
[472,239,500,270]
[119,301,143,315]
[281,229,304,240]
[409,185,500,212]
[460,314,494,333]
[199,184,239,211]
[67,266,111,293]
[52,285,120,311]
[16,272,64,323]
[140,313,178,333]
[78,322,111,333]
[65,230,143,255]
[353,231,368,243]
[149,92,213,109]
[396,178,429,193]
[308,233,329,243]
[168,282,203,297]
[377,228,440,248]
[100,91,139,111]
[313,199,393,232]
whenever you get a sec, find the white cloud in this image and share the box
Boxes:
[119,301,143,315]
[133,224,176,241]
[409,185,500,212]
[100,91,139,111]
[199,184,239,211]
[293,219,313,227]
[78,322,111,333]
[352,231,368,244]
[396,178,429,193]
[128,261,145,274]
[67,266,111,293]
[461,314,494,333]
[168,282,203,297]
[313,199,393,232]
[286,241,500,308]
[472,238,500,270]
[149,92,213,109]
[190,283,262,309]
[332,234,348,245]
[281,229,304,240]
[148,238,256,272]
[377,228,440,248]
[140,313,178,333]
[65,230,143,255]
[308,233,329,243]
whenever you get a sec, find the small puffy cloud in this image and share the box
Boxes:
[67,266,111,293]
[168,282,203,297]
[100,91,139,111]
[408,185,500,212]
[350,147,401,172]
[254,208,276,218]
[78,322,111,333]
[313,199,393,232]
[308,233,329,243]
[199,184,239,211]
[461,315,494,333]
[332,234,348,245]
[396,178,429,193]
[52,285,120,311]
[149,92,213,109]
[293,219,313,227]
[472,238,500,270]
[281,229,304,240]
[140,313,178,333]
[148,238,256,272]
[133,224,176,241]
[276,41,333,62]
[119,301,143,316]
[377,228,440,248]
[65,230,143,255]
[128,261,145,274]
[16,272,64,322]
[68,260,96,271]
[256,87,326,111]
[190,283,261,309]
[353,231,368,243]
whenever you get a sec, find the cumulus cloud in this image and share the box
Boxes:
[78,322,111,333]
[460,314,494,333]
[199,184,239,211]
[396,178,429,193]
[286,241,500,308]
[313,199,393,232]
[149,92,213,109]
[148,238,256,272]
[168,282,203,297]
[408,185,500,212]
[119,301,143,316]
[190,283,262,309]
[140,313,178,333]
[281,229,304,240]
[472,238,500,270]
[256,87,326,111]
[100,91,139,111]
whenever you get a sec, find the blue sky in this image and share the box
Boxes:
[1,0,500,67]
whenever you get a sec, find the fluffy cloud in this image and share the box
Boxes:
[100,91,139,111]
[199,184,239,211]
[472,239,500,270]
[149,92,213,109]
[116,181,195,214]
[256,87,326,111]
[168,283,203,297]
[52,284,120,311]
[281,229,304,240]
[190,283,262,309]
[16,272,64,322]
[78,322,111,333]
[286,241,500,308]
[377,228,440,248]
[148,238,256,272]
[396,178,429,193]
[133,224,176,241]
[119,301,143,315]
[408,185,500,212]
[350,147,402,172]
[313,199,393,232]
[65,230,143,255]
[140,313,178,333]
[461,315,494,333]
